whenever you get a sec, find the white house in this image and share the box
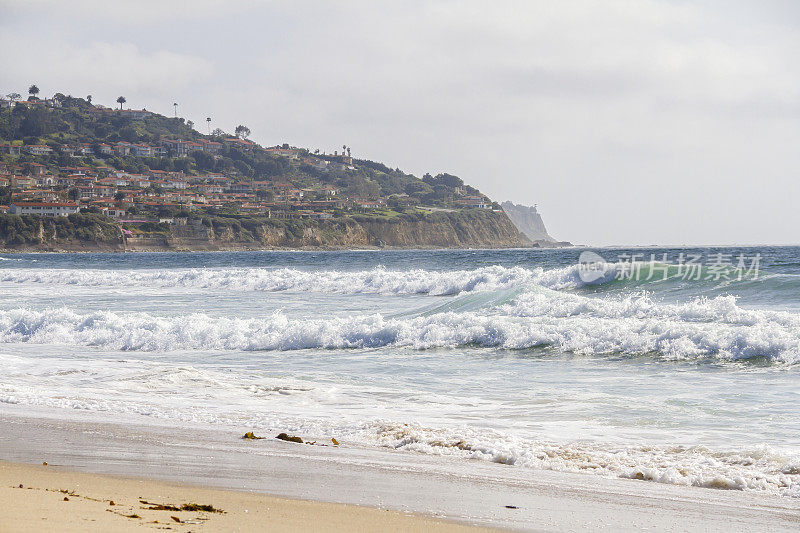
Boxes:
[10,202,80,217]
[24,145,53,156]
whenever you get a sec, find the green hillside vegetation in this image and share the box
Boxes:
[0,94,489,210]
[0,91,526,249]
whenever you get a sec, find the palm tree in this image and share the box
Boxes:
[173,102,178,117]
[28,85,40,99]
[206,117,211,134]
[117,96,126,110]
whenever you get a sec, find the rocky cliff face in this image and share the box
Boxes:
[501,201,554,242]
[1,211,529,252]
[359,211,527,248]
[130,210,528,251]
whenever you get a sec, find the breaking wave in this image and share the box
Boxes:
[0,264,633,295]
[0,266,545,295]
[2,290,799,362]
[368,422,800,497]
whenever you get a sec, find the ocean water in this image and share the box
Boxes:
[2,247,800,497]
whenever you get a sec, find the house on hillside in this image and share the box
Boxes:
[198,139,223,155]
[0,143,21,156]
[35,175,56,187]
[114,142,133,156]
[119,109,152,120]
[11,176,36,188]
[24,145,53,156]
[457,196,492,209]
[131,144,153,157]
[265,147,299,159]
[10,202,80,217]
[223,138,255,151]
[160,139,187,157]
[184,141,204,153]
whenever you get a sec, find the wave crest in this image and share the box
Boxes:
[2,292,799,361]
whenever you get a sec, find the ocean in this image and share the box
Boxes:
[1,247,799,498]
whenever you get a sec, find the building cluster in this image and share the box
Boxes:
[0,97,494,220]
[0,160,355,220]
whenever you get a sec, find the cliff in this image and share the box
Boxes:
[0,210,529,252]
[501,201,556,242]
[137,210,528,251]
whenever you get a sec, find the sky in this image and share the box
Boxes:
[1,0,798,245]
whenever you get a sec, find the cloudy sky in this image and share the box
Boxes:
[1,0,798,245]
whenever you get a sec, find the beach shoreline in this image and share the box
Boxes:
[0,460,496,532]
[1,407,798,532]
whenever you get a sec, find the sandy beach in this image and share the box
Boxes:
[0,460,498,532]
[1,409,799,532]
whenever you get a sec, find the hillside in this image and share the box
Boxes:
[0,91,530,250]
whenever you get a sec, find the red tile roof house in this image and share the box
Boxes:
[198,140,223,154]
[114,142,133,156]
[457,196,492,209]
[264,148,299,159]
[29,163,47,175]
[10,202,80,217]
[223,138,256,151]
[131,144,154,157]
[160,139,187,157]
[35,175,56,187]
[0,143,22,155]
[11,176,36,188]
[184,141,204,153]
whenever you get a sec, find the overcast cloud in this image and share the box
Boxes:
[1,0,798,245]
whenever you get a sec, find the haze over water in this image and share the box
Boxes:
[2,247,800,497]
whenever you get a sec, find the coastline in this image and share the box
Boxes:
[0,243,569,254]
[1,407,798,532]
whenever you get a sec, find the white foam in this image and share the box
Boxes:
[0,263,614,295]
[363,422,800,497]
[0,266,549,295]
[2,375,798,497]
[1,290,799,361]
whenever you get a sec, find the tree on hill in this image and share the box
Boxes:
[116,96,126,109]
[235,125,251,139]
[86,95,92,104]
[28,85,40,99]
[6,92,21,103]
